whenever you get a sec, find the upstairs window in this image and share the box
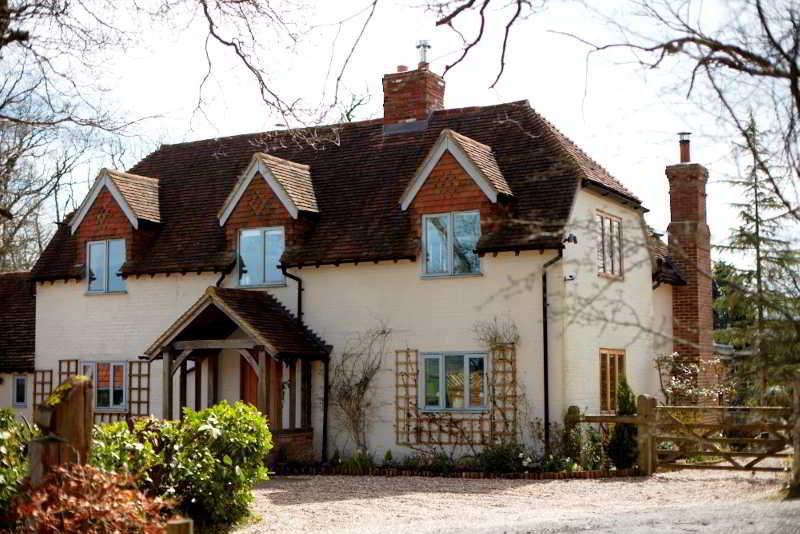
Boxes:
[423,211,481,276]
[596,212,623,277]
[421,352,487,411]
[87,239,126,293]
[600,349,625,412]
[13,375,27,408]
[239,227,285,286]
[82,361,126,411]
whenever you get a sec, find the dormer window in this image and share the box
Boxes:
[423,211,481,276]
[238,227,285,286]
[87,239,126,293]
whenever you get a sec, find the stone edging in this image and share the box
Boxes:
[279,466,641,480]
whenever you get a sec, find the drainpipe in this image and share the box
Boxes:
[281,267,304,323]
[542,250,563,454]
[322,357,330,463]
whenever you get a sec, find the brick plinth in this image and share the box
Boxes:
[666,163,715,390]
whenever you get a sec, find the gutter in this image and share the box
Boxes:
[541,249,563,454]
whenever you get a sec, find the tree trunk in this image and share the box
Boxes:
[791,375,800,493]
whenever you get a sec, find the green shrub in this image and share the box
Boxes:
[578,425,604,470]
[607,379,639,469]
[0,409,36,515]
[397,451,454,473]
[382,449,395,468]
[340,451,375,471]
[91,401,272,526]
[477,441,526,473]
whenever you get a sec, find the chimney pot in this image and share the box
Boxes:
[397,65,408,73]
[678,131,691,163]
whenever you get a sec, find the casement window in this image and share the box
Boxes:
[596,212,623,277]
[81,362,126,411]
[87,239,126,293]
[420,352,487,411]
[13,375,27,408]
[238,227,285,286]
[423,211,481,276]
[600,349,626,412]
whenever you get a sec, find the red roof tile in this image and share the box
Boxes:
[106,169,161,223]
[0,272,35,372]
[33,101,641,278]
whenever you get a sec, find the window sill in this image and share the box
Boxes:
[237,282,288,289]
[95,407,127,413]
[597,273,624,282]
[13,404,27,409]
[421,272,483,280]
[85,290,128,296]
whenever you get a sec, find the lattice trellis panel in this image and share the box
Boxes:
[58,359,79,384]
[33,370,53,407]
[128,360,151,417]
[395,344,518,447]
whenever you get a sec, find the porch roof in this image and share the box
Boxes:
[145,286,331,360]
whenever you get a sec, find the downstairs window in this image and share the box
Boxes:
[600,349,626,412]
[81,361,127,411]
[421,352,487,411]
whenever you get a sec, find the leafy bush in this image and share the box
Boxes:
[0,409,36,515]
[91,401,272,526]
[477,441,526,473]
[13,463,172,533]
[397,451,455,474]
[607,379,639,469]
[340,451,375,471]
[382,449,395,468]
[578,425,604,470]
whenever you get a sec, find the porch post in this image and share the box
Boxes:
[194,357,202,410]
[256,349,268,416]
[288,359,297,429]
[178,360,187,419]
[269,357,283,431]
[322,358,330,462]
[206,353,218,407]
[301,360,312,429]
[162,348,174,420]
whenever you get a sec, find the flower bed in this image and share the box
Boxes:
[278,464,640,480]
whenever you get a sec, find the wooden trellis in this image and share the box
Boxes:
[33,370,53,407]
[128,360,151,417]
[58,359,79,384]
[395,344,518,447]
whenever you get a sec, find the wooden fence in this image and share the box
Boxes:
[567,394,797,476]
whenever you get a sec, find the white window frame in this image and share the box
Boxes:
[81,361,127,411]
[422,210,481,277]
[419,351,488,412]
[237,226,286,287]
[86,239,127,293]
[12,375,27,408]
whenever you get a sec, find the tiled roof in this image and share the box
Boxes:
[650,232,686,286]
[106,169,161,223]
[445,130,512,196]
[255,153,318,213]
[33,100,641,278]
[211,287,329,358]
[0,272,35,373]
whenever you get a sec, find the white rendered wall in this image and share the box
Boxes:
[0,373,33,421]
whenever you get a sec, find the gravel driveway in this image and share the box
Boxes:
[238,470,800,533]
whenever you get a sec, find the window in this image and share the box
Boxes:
[423,211,480,276]
[421,352,487,410]
[596,212,623,277]
[87,239,126,293]
[238,227,285,286]
[82,362,126,410]
[13,376,27,408]
[600,349,626,412]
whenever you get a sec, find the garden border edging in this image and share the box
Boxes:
[277,466,641,480]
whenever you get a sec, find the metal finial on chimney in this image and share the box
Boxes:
[416,39,431,64]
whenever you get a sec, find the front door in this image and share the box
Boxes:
[240,356,258,406]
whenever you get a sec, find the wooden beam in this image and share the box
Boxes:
[289,360,297,430]
[162,349,174,420]
[269,358,283,431]
[301,360,312,429]
[256,349,267,416]
[174,339,256,351]
[207,353,218,407]
[170,348,193,377]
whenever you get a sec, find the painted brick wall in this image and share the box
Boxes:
[666,163,714,388]
[382,64,445,124]
[223,172,310,252]
[407,152,505,241]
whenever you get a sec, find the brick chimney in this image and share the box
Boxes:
[382,61,445,125]
[665,133,715,390]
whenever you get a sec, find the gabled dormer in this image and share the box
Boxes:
[217,153,317,287]
[68,169,160,293]
[400,129,512,277]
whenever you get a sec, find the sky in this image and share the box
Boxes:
[89,0,739,251]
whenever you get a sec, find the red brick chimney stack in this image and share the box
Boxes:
[666,133,715,391]
[382,43,444,125]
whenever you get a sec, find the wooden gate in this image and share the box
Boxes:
[570,395,796,475]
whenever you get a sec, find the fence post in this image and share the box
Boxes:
[166,517,193,534]
[636,394,657,476]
